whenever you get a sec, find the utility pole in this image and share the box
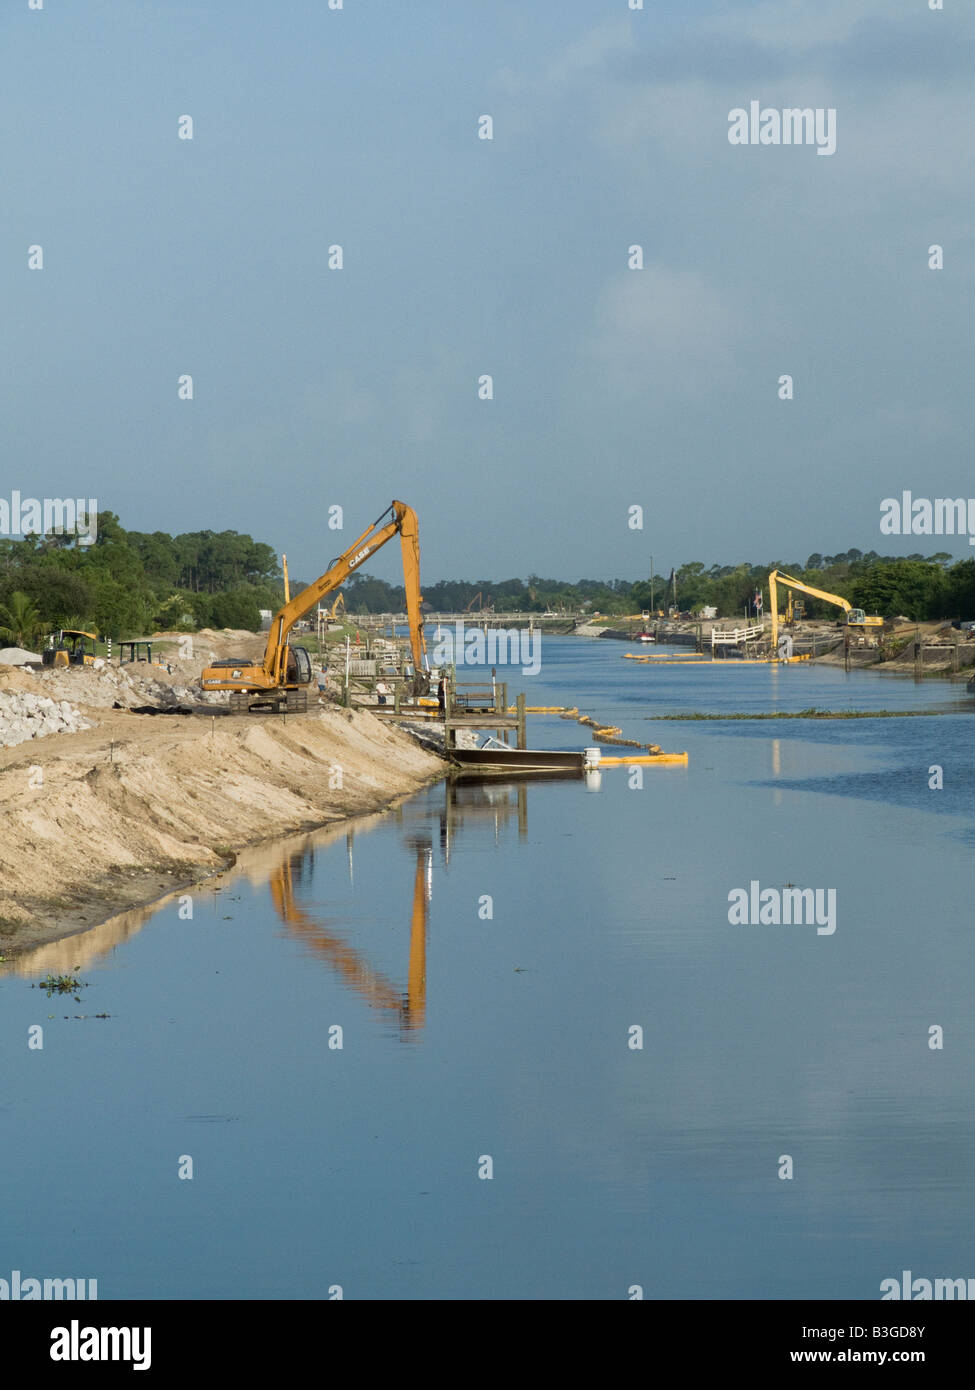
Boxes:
[650,554,654,614]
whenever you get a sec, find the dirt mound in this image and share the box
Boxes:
[0,705,444,954]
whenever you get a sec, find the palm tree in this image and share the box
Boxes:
[0,591,43,649]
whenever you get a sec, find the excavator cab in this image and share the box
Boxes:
[285,645,312,684]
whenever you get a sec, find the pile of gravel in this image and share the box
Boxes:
[0,691,93,748]
[0,647,43,666]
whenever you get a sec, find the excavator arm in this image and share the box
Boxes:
[769,570,879,650]
[201,500,429,707]
[261,500,427,687]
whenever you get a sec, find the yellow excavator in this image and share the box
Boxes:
[201,500,429,713]
[784,590,804,625]
[768,571,883,652]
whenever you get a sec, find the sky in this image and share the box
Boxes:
[2,0,973,585]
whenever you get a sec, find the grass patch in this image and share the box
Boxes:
[650,708,952,721]
[34,974,86,997]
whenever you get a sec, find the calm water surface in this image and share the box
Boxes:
[2,639,973,1298]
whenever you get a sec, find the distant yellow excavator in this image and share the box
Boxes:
[768,570,883,651]
[201,500,429,713]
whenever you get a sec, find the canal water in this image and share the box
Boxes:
[2,639,973,1299]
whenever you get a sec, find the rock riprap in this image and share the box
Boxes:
[0,691,93,748]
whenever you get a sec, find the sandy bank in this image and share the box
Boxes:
[0,702,444,957]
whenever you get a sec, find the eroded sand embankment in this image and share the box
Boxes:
[0,704,444,956]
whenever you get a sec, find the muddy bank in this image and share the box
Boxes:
[0,703,444,957]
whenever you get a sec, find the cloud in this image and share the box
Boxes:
[587,266,743,398]
[698,0,903,55]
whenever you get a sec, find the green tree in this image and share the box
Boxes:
[851,561,947,620]
[90,576,153,639]
[209,590,261,631]
[947,560,975,619]
[18,566,94,629]
[0,592,44,648]
[152,593,199,631]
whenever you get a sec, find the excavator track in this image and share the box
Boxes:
[285,690,308,713]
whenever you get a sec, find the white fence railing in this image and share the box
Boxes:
[711,623,765,648]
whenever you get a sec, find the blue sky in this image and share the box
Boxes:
[2,0,972,584]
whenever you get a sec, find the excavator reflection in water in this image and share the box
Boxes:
[3,782,540,1030]
[270,839,431,1037]
[264,779,533,1038]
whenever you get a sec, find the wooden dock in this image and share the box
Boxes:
[372,689,528,750]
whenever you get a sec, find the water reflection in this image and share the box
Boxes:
[269,841,431,1038]
[438,777,529,853]
[1,781,546,1046]
[266,780,541,1036]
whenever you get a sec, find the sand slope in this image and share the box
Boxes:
[0,701,443,955]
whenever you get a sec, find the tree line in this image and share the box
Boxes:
[348,550,975,623]
[0,512,281,646]
[2,515,974,651]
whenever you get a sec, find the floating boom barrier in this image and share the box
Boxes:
[591,751,688,767]
[472,699,687,762]
[622,652,811,665]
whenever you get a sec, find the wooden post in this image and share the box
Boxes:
[394,685,401,714]
[443,682,452,750]
[953,633,960,673]
[516,691,526,751]
[914,626,922,680]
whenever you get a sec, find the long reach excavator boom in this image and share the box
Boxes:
[768,570,883,652]
[201,500,429,712]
